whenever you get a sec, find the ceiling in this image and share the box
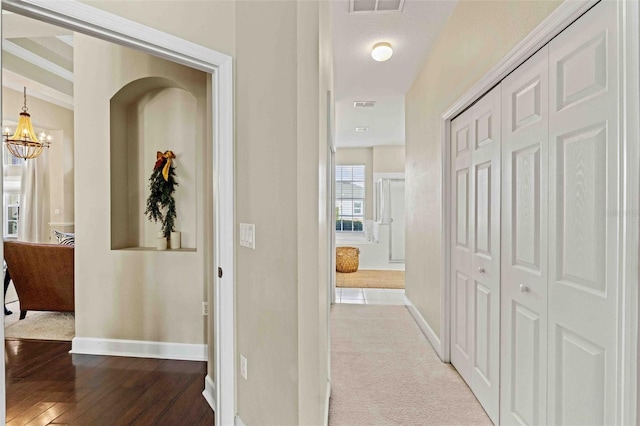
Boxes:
[2,3,457,137]
[331,0,456,148]
[2,12,74,111]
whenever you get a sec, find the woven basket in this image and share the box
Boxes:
[336,246,360,273]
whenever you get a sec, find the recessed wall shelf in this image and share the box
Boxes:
[109,76,203,251]
[118,247,197,253]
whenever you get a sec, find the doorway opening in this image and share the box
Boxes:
[333,156,406,305]
[0,1,235,425]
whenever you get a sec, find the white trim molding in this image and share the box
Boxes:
[3,39,74,81]
[3,68,74,110]
[323,379,331,426]
[202,374,216,412]
[372,172,405,180]
[48,222,74,227]
[618,1,639,424]
[70,337,207,361]
[404,295,442,359]
[1,1,236,425]
[235,415,247,426]
[56,34,73,47]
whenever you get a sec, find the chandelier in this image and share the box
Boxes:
[3,87,52,160]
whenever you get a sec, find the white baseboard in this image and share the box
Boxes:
[324,379,331,426]
[235,415,247,426]
[404,295,443,360]
[203,374,216,411]
[70,337,207,361]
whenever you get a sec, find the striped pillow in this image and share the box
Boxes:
[53,230,75,245]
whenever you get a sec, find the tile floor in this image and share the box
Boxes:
[335,288,405,305]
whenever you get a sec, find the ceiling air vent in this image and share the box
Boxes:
[350,0,405,13]
[355,127,369,132]
[353,101,376,108]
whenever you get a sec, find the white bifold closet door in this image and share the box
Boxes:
[500,1,620,424]
[450,84,501,424]
[547,1,619,424]
[500,45,549,426]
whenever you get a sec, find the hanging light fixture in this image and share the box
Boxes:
[3,87,52,160]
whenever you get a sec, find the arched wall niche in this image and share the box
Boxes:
[110,76,201,250]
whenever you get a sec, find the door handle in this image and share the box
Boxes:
[520,284,529,293]
[478,267,485,274]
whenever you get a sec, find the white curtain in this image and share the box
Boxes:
[18,150,50,243]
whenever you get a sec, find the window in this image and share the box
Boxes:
[353,200,362,215]
[2,140,24,166]
[336,164,365,232]
[3,143,22,239]
[4,193,19,238]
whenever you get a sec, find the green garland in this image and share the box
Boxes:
[144,152,178,239]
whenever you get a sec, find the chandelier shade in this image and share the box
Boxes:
[3,87,51,160]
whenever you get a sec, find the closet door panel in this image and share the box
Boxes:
[451,109,474,385]
[501,46,549,426]
[469,85,501,424]
[548,1,619,424]
[451,84,501,425]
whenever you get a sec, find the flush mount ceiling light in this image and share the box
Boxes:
[3,87,52,160]
[355,127,369,132]
[371,42,393,62]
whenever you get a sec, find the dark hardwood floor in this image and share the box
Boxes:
[5,339,215,425]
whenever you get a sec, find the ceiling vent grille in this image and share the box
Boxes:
[353,101,376,108]
[350,0,405,13]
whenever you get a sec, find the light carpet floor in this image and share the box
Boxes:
[4,301,75,341]
[336,270,405,289]
[329,304,491,425]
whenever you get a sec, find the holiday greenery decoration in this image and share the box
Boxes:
[144,150,178,239]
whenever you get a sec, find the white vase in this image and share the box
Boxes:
[157,236,168,250]
[170,231,181,249]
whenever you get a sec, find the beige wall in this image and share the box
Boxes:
[336,145,405,221]
[75,36,207,345]
[133,88,200,248]
[235,1,299,423]
[78,1,330,424]
[83,0,235,58]
[2,87,74,237]
[236,2,330,423]
[373,145,405,174]
[297,1,331,423]
[405,0,561,336]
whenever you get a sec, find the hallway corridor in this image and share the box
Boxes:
[329,304,491,425]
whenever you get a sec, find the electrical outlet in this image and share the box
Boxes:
[240,354,248,380]
[202,302,208,316]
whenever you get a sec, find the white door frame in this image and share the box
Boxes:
[0,1,236,425]
[328,91,336,306]
[440,0,638,423]
[386,178,405,263]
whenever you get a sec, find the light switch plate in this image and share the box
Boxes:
[240,223,255,249]
[240,354,248,380]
